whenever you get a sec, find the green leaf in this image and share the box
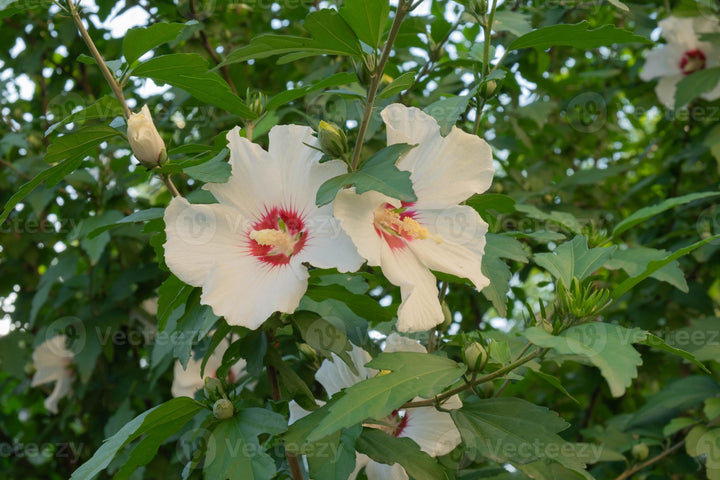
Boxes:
[534,235,616,287]
[480,233,528,316]
[378,71,416,99]
[266,347,317,409]
[627,376,720,428]
[663,417,697,437]
[466,193,517,219]
[424,89,477,136]
[203,410,286,480]
[451,397,587,472]
[605,247,688,292]
[69,397,204,480]
[304,284,395,323]
[339,0,389,48]
[639,334,710,374]
[44,125,120,165]
[354,429,450,480]
[516,204,583,234]
[705,398,720,420]
[292,311,356,373]
[221,9,362,65]
[525,323,644,397]
[315,143,417,206]
[123,22,190,65]
[30,254,79,324]
[267,72,358,110]
[492,10,532,36]
[133,54,256,119]
[87,207,165,239]
[306,425,362,480]
[307,352,465,442]
[183,149,231,183]
[507,21,651,50]
[527,369,580,404]
[45,96,123,136]
[675,66,720,110]
[0,155,84,224]
[612,191,720,238]
[612,235,720,299]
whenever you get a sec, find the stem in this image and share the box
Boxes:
[474,0,498,136]
[161,173,180,197]
[350,0,411,171]
[67,0,131,118]
[402,349,541,408]
[266,339,304,480]
[614,441,685,480]
[494,342,534,397]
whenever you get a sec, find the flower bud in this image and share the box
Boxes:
[464,341,488,372]
[247,90,267,118]
[318,121,349,159]
[632,443,649,461]
[204,377,224,398]
[213,398,234,419]
[482,81,497,99]
[127,105,166,167]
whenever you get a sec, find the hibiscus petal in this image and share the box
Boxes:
[384,333,426,353]
[364,460,409,480]
[164,197,249,287]
[380,244,444,332]
[44,373,72,414]
[655,75,682,109]
[315,345,373,397]
[296,213,364,272]
[409,206,490,291]
[201,258,309,329]
[334,189,398,266]
[348,453,372,480]
[381,104,494,209]
[401,395,463,457]
[203,127,282,217]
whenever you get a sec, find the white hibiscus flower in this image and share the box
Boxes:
[335,104,494,332]
[31,335,74,414]
[290,333,462,480]
[640,16,720,108]
[164,125,363,329]
[171,338,247,398]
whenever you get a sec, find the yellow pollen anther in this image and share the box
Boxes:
[377,369,392,376]
[250,229,296,256]
[374,207,442,244]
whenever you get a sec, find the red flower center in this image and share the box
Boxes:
[247,206,307,266]
[680,49,706,75]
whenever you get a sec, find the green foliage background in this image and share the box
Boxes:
[1,0,719,479]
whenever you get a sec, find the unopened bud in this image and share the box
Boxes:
[247,90,267,118]
[464,342,488,372]
[632,443,649,461]
[541,319,553,333]
[482,81,497,99]
[213,398,234,419]
[127,105,166,167]
[318,121,349,159]
[204,377,224,398]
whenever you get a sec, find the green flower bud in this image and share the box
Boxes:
[632,443,649,461]
[213,398,234,420]
[204,377,224,398]
[246,89,267,118]
[464,341,488,372]
[318,120,349,159]
[482,80,497,99]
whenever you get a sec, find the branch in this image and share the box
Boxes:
[402,348,541,408]
[350,0,411,171]
[614,440,686,480]
[67,0,131,118]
